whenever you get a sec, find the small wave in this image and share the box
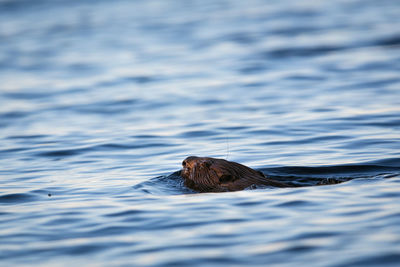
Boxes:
[133,171,193,195]
[0,111,30,119]
[104,209,146,218]
[275,199,317,208]
[7,134,49,140]
[36,148,87,157]
[264,45,345,59]
[178,130,220,138]
[35,142,177,158]
[97,75,157,88]
[0,193,38,204]
[3,91,51,100]
[373,34,400,47]
[337,253,400,267]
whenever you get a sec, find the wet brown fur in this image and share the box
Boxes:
[181,156,290,192]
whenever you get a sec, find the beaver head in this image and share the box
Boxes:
[181,156,287,192]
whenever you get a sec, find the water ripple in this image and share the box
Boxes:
[0,193,38,204]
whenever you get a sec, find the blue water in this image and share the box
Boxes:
[1,0,400,266]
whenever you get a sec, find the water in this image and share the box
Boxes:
[1,0,400,266]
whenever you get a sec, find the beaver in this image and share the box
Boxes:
[181,156,290,192]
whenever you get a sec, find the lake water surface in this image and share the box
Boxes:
[1,0,400,266]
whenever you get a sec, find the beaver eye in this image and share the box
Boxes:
[182,160,186,167]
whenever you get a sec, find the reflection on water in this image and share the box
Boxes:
[1,0,400,266]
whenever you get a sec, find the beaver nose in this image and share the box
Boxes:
[182,160,187,167]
